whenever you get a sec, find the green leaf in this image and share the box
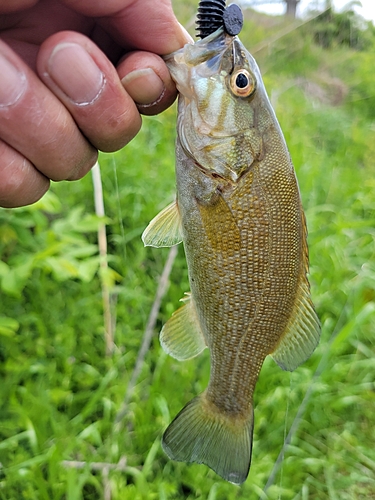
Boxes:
[0,260,9,275]
[1,258,34,296]
[332,302,375,350]
[0,315,19,337]
[44,256,80,280]
[77,257,100,282]
[31,190,62,214]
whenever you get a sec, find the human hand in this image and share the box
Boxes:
[0,0,191,208]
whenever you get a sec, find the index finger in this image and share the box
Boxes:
[60,0,190,54]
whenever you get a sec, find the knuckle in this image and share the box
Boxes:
[92,107,142,153]
[0,154,49,208]
[66,147,98,181]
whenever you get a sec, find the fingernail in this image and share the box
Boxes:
[0,53,26,107]
[47,43,105,105]
[121,68,165,106]
[178,22,194,44]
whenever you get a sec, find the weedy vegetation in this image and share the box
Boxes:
[1,2,374,499]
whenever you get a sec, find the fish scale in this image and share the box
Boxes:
[142,23,320,484]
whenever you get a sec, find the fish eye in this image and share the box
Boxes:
[230,70,255,98]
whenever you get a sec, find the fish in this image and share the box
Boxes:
[142,7,320,485]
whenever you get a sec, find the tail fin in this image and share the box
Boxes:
[162,393,254,485]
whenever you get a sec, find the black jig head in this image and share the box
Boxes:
[196,0,226,39]
[223,4,243,36]
[196,0,244,39]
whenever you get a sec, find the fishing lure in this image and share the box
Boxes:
[197,0,243,38]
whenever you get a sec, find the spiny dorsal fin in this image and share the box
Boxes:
[160,293,207,361]
[142,200,182,248]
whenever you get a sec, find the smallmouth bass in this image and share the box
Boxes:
[142,18,320,485]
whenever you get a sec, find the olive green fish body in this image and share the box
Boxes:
[142,29,320,484]
[176,141,302,406]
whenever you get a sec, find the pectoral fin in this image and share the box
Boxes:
[271,282,320,371]
[160,294,207,361]
[142,200,182,248]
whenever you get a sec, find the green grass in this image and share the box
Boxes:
[1,3,375,499]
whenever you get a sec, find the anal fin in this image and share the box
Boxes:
[142,200,182,248]
[160,294,207,361]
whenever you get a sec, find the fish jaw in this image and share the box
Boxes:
[164,28,233,105]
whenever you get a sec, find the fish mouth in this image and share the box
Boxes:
[165,28,249,97]
[163,29,232,109]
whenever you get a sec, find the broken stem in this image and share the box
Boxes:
[92,161,114,356]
